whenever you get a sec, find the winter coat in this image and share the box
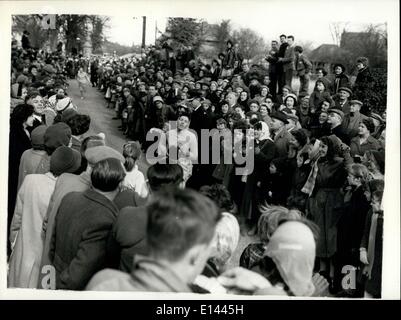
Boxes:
[107,206,149,272]
[86,255,192,292]
[241,139,277,221]
[349,135,381,157]
[50,189,118,290]
[353,67,374,100]
[17,149,47,191]
[342,112,368,139]
[306,157,348,258]
[361,209,383,297]
[8,123,32,247]
[8,173,57,288]
[294,54,312,76]
[334,98,351,115]
[282,45,295,72]
[337,186,371,264]
[332,74,350,94]
[273,128,293,158]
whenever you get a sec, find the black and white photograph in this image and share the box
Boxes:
[0,0,399,301]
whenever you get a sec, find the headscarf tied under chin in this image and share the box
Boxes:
[301,139,321,196]
[265,221,316,296]
[258,121,271,141]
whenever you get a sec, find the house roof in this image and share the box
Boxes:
[309,44,349,62]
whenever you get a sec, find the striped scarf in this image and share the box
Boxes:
[301,157,320,196]
[301,139,321,196]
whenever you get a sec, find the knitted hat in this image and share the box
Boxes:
[44,122,72,151]
[31,125,48,149]
[85,146,125,165]
[50,146,81,176]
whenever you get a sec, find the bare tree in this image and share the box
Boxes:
[215,19,231,54]
[232,27,267,60]
[329,22,349,46]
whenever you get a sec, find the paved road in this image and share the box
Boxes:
[67,79,253,269]
[67,79,150,174]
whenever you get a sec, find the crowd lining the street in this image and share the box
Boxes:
[7,31,386,298]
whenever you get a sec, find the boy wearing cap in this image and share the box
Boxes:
[294,45,312,96]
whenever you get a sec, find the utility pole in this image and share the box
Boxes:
[155,20,157,44]
[142,16,146,49]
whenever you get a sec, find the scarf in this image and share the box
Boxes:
[258,121,270,141]
[301,139,321,196]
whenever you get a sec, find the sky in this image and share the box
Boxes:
[107,15,382,49]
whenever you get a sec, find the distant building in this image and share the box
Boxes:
[309,44,348,73]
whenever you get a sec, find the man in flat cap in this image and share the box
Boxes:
[269,111,293,157]
[327,108,350,145]
[334,87,352,115]
[342,100,368,139]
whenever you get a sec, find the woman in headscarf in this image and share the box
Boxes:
[240,205,302,270]
[257,220,318,296]
[241,121,277,235]
[305,135,352,286]
[238,90,250,111]
[218,220,328,296]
